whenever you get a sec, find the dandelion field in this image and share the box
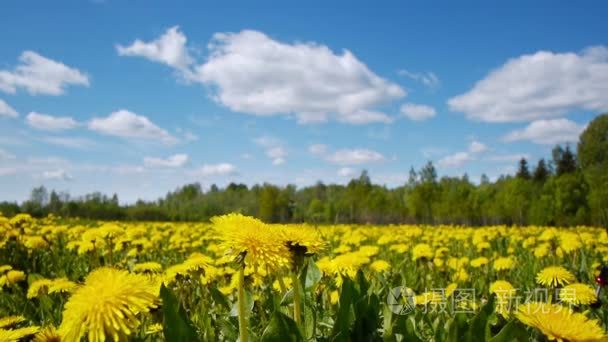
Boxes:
[1,213,608,341]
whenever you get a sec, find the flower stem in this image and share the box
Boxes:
[291,271,302,327]
[237,267,249,342]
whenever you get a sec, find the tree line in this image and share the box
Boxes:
[2,114,607,227]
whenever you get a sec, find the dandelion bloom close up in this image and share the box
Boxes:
[536,266,575,287]
[59,267,158,342]
[516,302,607,342]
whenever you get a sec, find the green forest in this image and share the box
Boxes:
[3,114,607,227]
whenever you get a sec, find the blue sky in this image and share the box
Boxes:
[0,1,606,203]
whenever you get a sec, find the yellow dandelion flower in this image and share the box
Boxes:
[493,257,515,271]
[536,266,575,287]
[445,283,458,298]
[4,270,25,286]
[534,243,551,258]
[0,316,25,329]
[559,283,597,305]
[0,266,12,274]
[212,214,289,272]
[0,326,40,341]
[516,302,607,342]
[133,262,163,274]
[412,243,433,261]
[489,280,515,294]
[370,260,390,273]
[28,279,53,299]
[48,278,78,295]
[145,323,163,335]
[330,290,340,305]
[280,224,325,256]
[272,276,292,292]
[22,236,48,250]
[34,326,61,342]
[470,257,489,268]
[59,267,158,342]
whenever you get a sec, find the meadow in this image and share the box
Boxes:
[1,212,607,341]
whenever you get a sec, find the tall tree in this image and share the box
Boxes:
[557,146,577,176]
[578,113,608,226]
[516,158,531,180]
[532,159,549,183]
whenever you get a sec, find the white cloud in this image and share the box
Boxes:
[41,169,73,181]
[0,167,17,176]
[0,51,89,95]
[503,118,585,145]
[325,149,385,165]
[336,110,393,125]
[255,136,288,165]
[437,152,473,168]
[88,109,177,144]
[42,136,96,149]
[468,140,488,153]
[117,26,193,70]
[0,148,15,160]
[26,112,78,131]
[487,154,531,163]
[144,154,189,168]
[195,163,237,177]
[398,70,440,89]
[308,144,328,155]
[337,167,357,178]
[449,46,608,122]
[400,103,437,121]
[0,99,18,118]
[127,28,405,124]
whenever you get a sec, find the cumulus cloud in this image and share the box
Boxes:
[437,152,473,168]
[121,28,405,124]
[0,168,17,176]
[195,163,237,177]
[41,169,72,181]
[436,140,488,169]
[41,136,96,149]
[448,46,608,122]
[325,149,385,165]
[0,99,18,118]
[400,103,436,121]
[487,154,531,163]
[255,136,288,165]
[88,109,177,144]
[26,112,78,131]
[193,30,404,124]
[0,148,15,160]
[144,154,189,168]
[503,118,585,145]
[468,140,488,153]
[0,51,89,95]
[337,167,357,178]
[117,26,193,70]
[308,144,328,155]
[398,69,440,89]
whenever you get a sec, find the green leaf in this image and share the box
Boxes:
[209,287,231,310]
[230,289,254,316]
[446,313,469,342]
[489,320,530,342]
[160,284,201,342]
[331,276,356,341]
[467,295,495,341]
[261,311,304,342]
[304,259,322,289]
[280,288,294,306]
